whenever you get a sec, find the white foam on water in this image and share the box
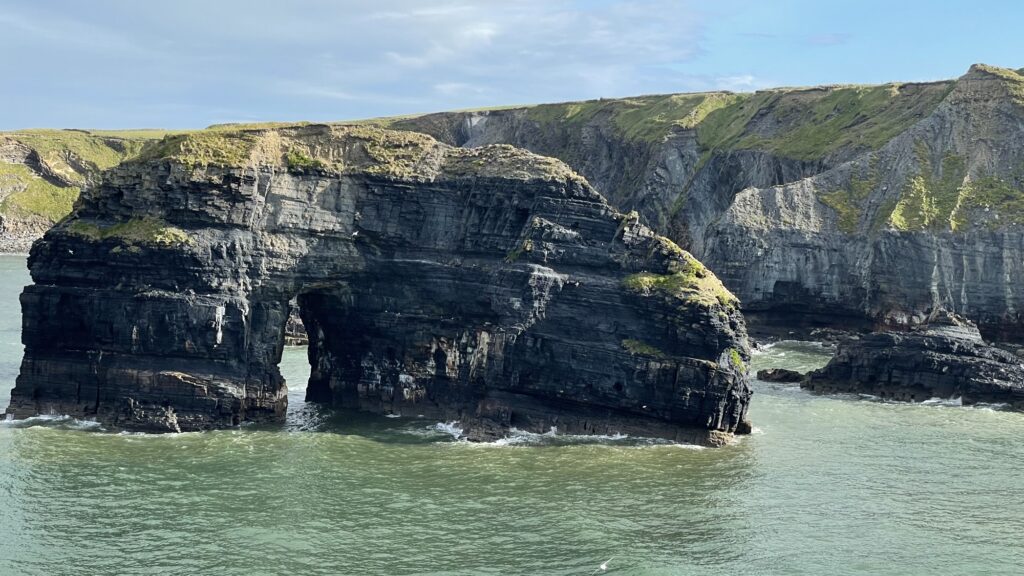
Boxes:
[972,402,1010,411]
[431,421,465,440]
[921,397,964,407]
[384,413,402,419]
[0,414,103,431]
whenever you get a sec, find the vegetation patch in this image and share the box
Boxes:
[951,175,1024,229]
[888,146,968,231]
[66,217,192,246]
[526,93,740,143]
[972,64,1024,106]
[623,251,739,309]
[0,163,79,223]
[504,238,534,263]
[353,127,435,178]
[728,348,746,371]
[285,149,329,172]
[820,163,879,233]
[696,82,954,161]
[621,339,668,359]
[136,131,259,169]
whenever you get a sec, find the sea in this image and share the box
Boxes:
[0,255,1022,575]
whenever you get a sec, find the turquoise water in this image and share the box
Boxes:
[1,255,1023,575]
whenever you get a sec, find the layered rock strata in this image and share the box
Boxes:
[802,312,1024,407]
[394,64,1024,340]
[6,125,751,444]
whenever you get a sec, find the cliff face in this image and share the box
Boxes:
[393,65,1024,340]
[6,125,751,445]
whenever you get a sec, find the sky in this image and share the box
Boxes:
[2,0,1022,130]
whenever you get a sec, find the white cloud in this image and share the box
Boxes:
[0,0,730,127]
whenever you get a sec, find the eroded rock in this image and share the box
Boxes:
[6,125,752,445]
[756,368,803,383]
[802,311,1024,407]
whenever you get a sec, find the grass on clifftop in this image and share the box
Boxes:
[67,217,192,246]
[971,64,1024,106]
[623,247,738,309]
[0,129,180,225]
[525,93,740,143]
[136,131,261,169]
[696,82,954,161]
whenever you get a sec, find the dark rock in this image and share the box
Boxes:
[756,368,804,383]
[5,125,752,445]
[802,312,1024,407]
[395,66,1024,341]
[283,299,308,346]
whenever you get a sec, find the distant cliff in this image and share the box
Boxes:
[0,129,170,251]
[392,64,1024,340]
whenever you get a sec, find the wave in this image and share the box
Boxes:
[0,414,103,431]
[421,422,704,448]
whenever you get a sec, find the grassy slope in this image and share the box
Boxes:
[0,128,172,226]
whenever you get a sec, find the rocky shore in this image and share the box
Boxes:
[802,312,1024,408]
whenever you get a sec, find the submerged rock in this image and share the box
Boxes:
[802,312,1024,407]
[5,125,751,445]
[756,368,804,383]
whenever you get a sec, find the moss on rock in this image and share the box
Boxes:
[623,248,739,310]
[621,339,668,359]
[67,217,192,246]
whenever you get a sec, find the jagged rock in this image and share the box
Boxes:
[284,299,308,346]
[756,368,803,383]
[802,312,1024,407]
[5,125,751,445]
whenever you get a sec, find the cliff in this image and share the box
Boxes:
[6,125,751,445]
[391,64,1024,340]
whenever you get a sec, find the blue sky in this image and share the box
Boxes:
[2,0,1021,130]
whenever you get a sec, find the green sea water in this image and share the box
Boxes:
[1,254,1022,575]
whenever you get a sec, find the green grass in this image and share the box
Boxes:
[0,129,177,223]
[951,175,1024,229]
[966,65,1024,107]
[525,93,739,143]
[66,217,192,246]
[729,348,746,371]
[820,163,879,233]
[0,163,79,222]
[136,131,259,169]
[4,129,148,185]
[621,339,668,359]
[285,149,329,172]
[888,146,969,231]
[623,248,739,309]
[696,82,954,161]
